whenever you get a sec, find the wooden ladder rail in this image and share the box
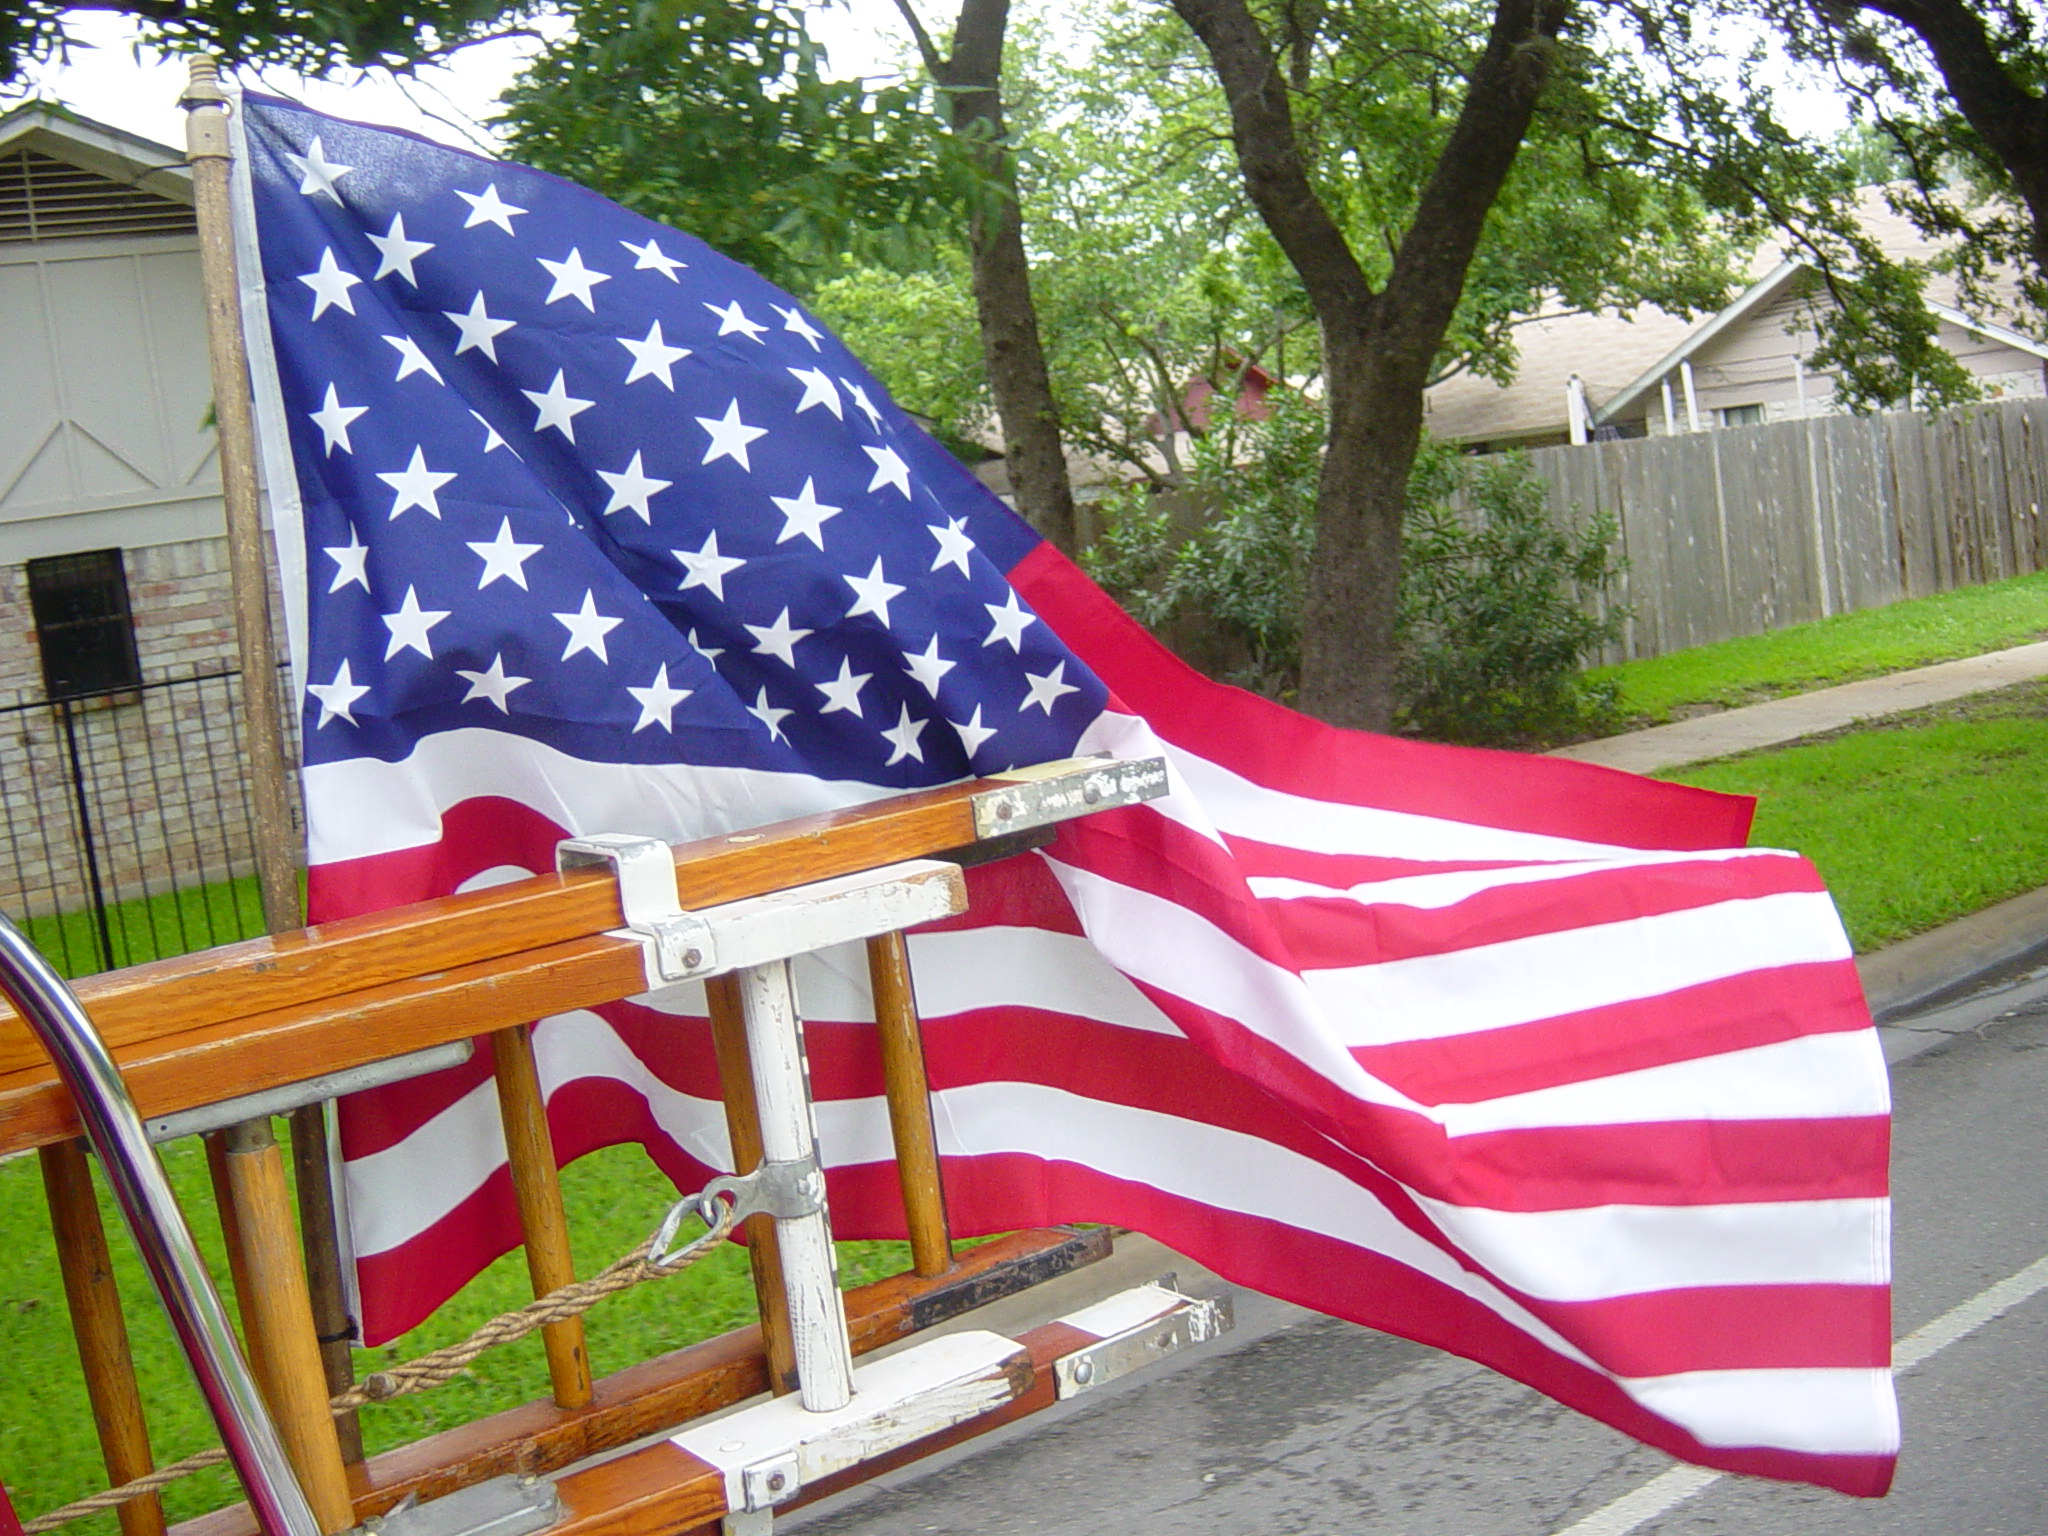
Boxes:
[4,758,1164,1534]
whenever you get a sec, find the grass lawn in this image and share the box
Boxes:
[0,1135,928,1532]
[20,874,266,980]
[1663,678,2048,951]
[1590,567,2048,725]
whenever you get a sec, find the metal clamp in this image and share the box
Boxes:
[557,834,716,987]
[696,1156,825,1229]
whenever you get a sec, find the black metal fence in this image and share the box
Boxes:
[0,664,301,977]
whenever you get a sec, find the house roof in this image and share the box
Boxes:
[0,100,193,245]
[1423,301,1697,443]
[1592,260,1807,425]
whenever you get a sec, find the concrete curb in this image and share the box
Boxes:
[1858,883,2048,1022]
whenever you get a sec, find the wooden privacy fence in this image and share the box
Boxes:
[1511,396,2048,662]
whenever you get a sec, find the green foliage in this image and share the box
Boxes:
[1088,394,1625,745]
[1397,448,1627,746]
[1593,565,2048,724]
[496,0,973,291]
[806,252,992,460]
[1,0,519,87]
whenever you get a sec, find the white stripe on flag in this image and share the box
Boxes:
[1167,742,1648,862]
[1309,891,1855,1046]
[1412,1193,1892,1301]
[1247,846,1795,910]
[1434,1030,1891,1134]
[302,730,894,865]
[1620,1367,1900,1456]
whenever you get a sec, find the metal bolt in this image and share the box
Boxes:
[682,947,703,969]
[996,800,1015,821]
[1073,1357,1094,1384]
[1082,783,1102,805]
[767,1472,787,1494]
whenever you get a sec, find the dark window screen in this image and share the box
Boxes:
[27,549,142,700]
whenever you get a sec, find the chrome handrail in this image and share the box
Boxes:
[0,914,321,1536]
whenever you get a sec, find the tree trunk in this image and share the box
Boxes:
[937,0,1080,553]
[1855,0,2048,283]
[1173,0,1569,729]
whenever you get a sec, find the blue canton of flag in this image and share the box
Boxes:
[238,94,1102,783]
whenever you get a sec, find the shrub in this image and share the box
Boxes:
[1086,397,1626,746]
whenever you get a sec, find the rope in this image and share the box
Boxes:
[24,1201,735,1535]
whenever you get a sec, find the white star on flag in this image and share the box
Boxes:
[620,237,685,279]
[863,444,912,498]
[299,249,362,319]
[553,591,623,663]
[381,586,450,659]
[673,531,744,600]
[844,558,906,626]
[367,212,434,283]
[686,627,724,663]
[377,446,456,519]
[445,293,516,360]
[284,137,351,201]
[746,686,793,743]
[846,381,883,429]
[950,705,998,757]
[928,517,975,576]
[382,333,444,383]
[619,321,692,388]
[773,304,824,349]
[309,384,366,455]
[815,657,871,716]
[770,478,841,549]
[322,528,370,592]
[455,654,532,712]
[745,607,813,667]
[903,635,955,696]
[983,589,1036,651]
[880,703,928,765]
[704,299,768,341]
[306,658,368,727]
[538,248,611,310]
[523,370,595,441]
[597,451,673,522]
[627,664,692,732]
[697,399,767,470]
[466,518,544,588]
[1022,660,1080,714]
[470,410,510,455]
[787,366,843,418]
[457,183,527,234]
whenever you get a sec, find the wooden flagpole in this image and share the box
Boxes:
[178,57,365,1475]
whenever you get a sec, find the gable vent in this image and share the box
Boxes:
[0,148,195,246]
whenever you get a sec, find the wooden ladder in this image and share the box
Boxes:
[0,756,1230,1536]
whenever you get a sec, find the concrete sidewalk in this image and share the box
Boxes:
[1549,637,2048,774]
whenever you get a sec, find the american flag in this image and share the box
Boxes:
[231,94,1896,1494]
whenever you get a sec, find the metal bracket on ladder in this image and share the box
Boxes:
[557,835,717,986]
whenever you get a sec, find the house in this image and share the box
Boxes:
[0,102,276,942]
[1424,198,2048,450]
[0,100,243,706]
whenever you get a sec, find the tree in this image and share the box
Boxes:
[887,0,1081,552]
[1758,0,2048,317]
[496,0,971,293]
[2,0,520,88]
[1165,0,1972,729]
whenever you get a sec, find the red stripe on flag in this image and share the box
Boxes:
[1009,544,1758,851]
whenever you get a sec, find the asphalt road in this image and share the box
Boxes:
[788,960,2048,1536]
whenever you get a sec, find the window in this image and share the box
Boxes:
[27,549,143,700]
[1719,403,1765,427]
